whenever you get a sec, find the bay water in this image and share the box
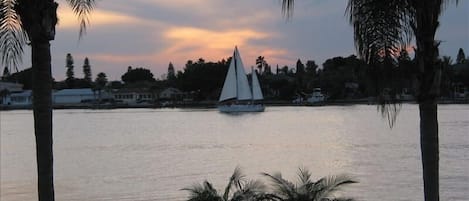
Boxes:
[1,105,468,201]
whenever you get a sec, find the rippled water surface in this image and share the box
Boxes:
[1,105,468,201]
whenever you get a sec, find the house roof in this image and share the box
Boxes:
[114,88,152,93]
[54,88,94,96]
[10,90,32,97]
[160,87,182,94]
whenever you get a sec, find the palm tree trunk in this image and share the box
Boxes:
[419,101,439,201]
[31,41,55,201]
[414,1,442,200]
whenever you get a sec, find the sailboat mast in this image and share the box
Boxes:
[234,50,238,99]
[251,67,254,101]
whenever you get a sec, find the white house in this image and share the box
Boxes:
[159,87,183,100]
[8,90,32,106]
[53,88,98,104]
[113,88,154,104]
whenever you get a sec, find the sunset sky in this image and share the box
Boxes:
[30,0,469,80]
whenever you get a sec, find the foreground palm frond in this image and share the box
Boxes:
[0,0,96,70]
[263,168,357,201]
[346,0,413,127]
[0,0,27,71]
[281,0,294,19]
[65,0,96,37]
[182,181,222,201]
[183,167,274,201]
[223,166,245,201]
[347,0,413,64]
[314,174,358,200]
[262,172,296,200]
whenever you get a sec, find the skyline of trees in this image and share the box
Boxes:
[3,48,468,102]
[38,47,467,80]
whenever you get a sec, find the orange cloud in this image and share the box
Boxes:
[92,54,155,63]
[57,6,152,29]
[68,25,290,77]
[135,0,217,11]
[160,27,269,59]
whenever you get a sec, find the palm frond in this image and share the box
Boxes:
[346,0,412,128]
[297,167,312,186]
[264,170,357,201]
[231,180,270,201]
[281,0,294,19]
[378,103,401,128]
[314,174,357,200]
[182,181,222,201]
[223,166,245,201]
[327,198,356,201]
[347,0,413,64]
[0,0,27,71]
[65,0,95,38]
[242,180,267,193]
[262,172,296,199]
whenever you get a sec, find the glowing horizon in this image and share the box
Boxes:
[45,0,468,81]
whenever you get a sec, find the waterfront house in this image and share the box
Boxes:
[8,90,32,106]
[53,88,107,104]
[113,88,155,104]
[159,87,183,100]
[0,82,24,105]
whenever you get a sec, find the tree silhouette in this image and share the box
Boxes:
[282,1,460,200]
[83,57,92,83]
[456,48,466,64]
[176,58,229,100]
[2,66,10,79]
[262,168,356,201]
[0,1,96,200]
[295,59,305,90]
[95,72,107,88]
[65,53,74,79]
[65,53,74,88]
[167,62,176,80]
[183,167,274,201]
[95,72,107,103]
[256,56,266,74]
[121,67,155,83]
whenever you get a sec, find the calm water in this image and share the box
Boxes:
[1,105,468,201]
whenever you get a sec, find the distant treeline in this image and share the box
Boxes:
[3,48,469,101]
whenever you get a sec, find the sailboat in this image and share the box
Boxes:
[218,47,265,112]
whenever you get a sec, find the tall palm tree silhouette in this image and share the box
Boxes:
[1,0,95,200]
[281,1,459,200]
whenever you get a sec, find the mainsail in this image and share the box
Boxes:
[219,46,263,102]
[234,47,252,100]
[219,53,237,102]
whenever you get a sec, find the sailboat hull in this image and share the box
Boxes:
[218,104,265,113]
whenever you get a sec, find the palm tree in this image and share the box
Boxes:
[94,72,108,104]
[262,168,356,201]
[183,167,275,201]
[0,0,95,200]
[281,1,459,200]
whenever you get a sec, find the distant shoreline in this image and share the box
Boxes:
[1,98,468,111]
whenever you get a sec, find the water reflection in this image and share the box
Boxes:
[1,105,468,201]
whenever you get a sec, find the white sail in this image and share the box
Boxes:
[234,47,252,100]
[219,53,237,102]
[251,68,264,100]
[218,46,265,112]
